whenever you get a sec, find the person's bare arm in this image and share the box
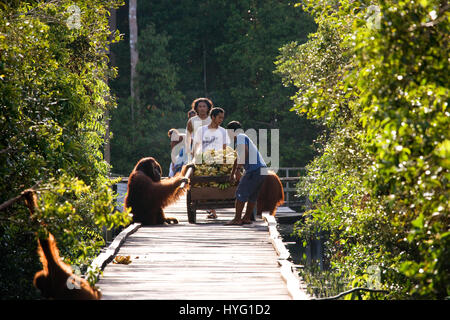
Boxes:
[187,118,193,134]
[230,151,245,182]
[230,158,239,182]
[186,119,194,156]
[193,141,200,158]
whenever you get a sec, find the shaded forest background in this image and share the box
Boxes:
[109,0,319,175]
[1,0,447,300]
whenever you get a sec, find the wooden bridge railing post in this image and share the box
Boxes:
[286,168,290,205]
[278,167,305,208]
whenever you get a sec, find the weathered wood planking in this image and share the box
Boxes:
[96,195,308,300]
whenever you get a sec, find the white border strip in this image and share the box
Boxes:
[263,213,310,300]
[88,223,141,273]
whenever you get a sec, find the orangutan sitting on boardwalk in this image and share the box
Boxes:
[124,157,190,225]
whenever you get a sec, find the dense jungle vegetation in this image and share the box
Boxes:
[1,0,448,299]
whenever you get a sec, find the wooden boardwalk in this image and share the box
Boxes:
[96,196,309,300]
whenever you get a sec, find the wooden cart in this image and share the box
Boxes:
[183,170,237,223]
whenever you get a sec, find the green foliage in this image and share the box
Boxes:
[275,15,354,127]
[0,0,131,299]
[351,0,449,298]
[278,0,449,299]
[109,0,320,175]
[34,175,131,281]
[213,0,319,166]
[110,21,186,175]
[136,24,184,112]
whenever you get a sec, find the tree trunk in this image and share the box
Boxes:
[129,0,138,122]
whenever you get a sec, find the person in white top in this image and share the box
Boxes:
[186,98,213,161]
[167,129,186,177]
[193,107,229,158]
[192,107,230,219]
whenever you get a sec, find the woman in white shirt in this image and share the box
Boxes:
[186,98,213,161]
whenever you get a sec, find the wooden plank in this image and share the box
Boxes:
[195,201,236,210]
[263,213,311,300]
[96,196,309,300]
[88,223,141,272]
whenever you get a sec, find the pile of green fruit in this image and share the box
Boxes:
[193,147,237,189]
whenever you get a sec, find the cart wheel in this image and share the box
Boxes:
[187,190,196,223]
